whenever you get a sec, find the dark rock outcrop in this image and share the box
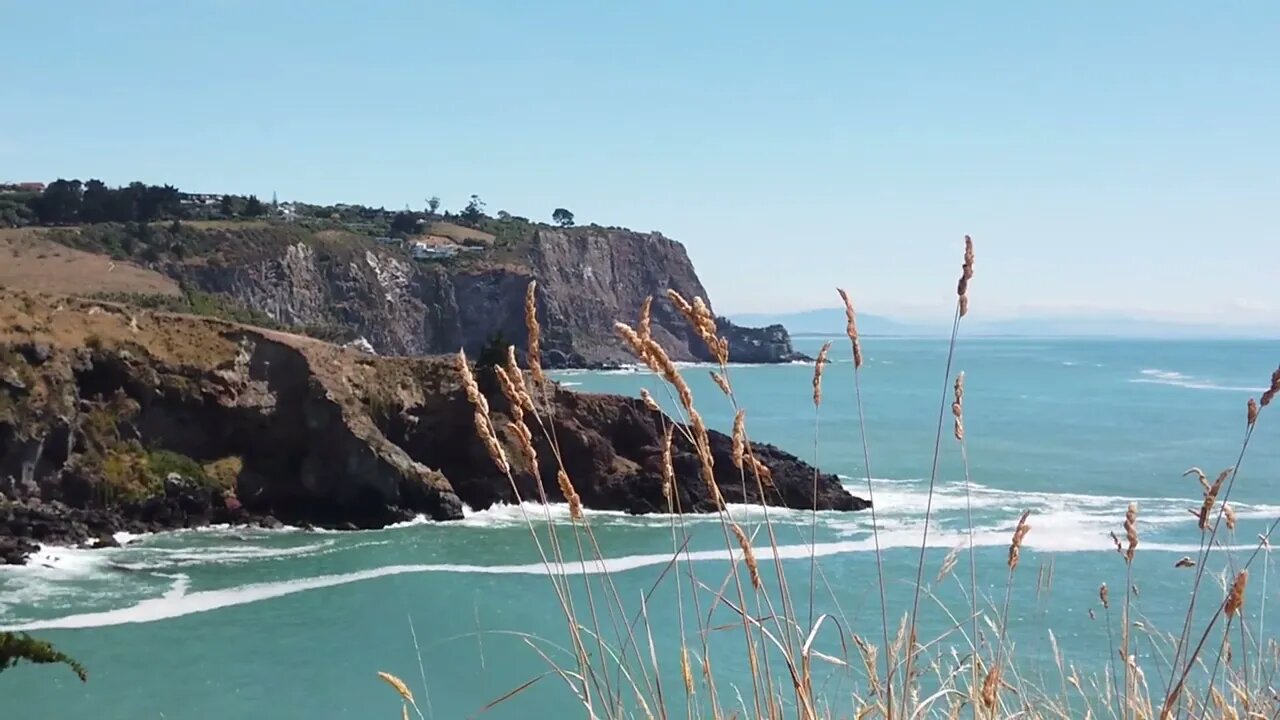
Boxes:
[0,292,866,564]
[168,225,803,367]
[713,318,810,364]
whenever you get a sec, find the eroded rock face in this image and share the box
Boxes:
[172,226,804,366]
[0,293,866,563]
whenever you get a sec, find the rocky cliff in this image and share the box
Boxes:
[151,223,805,366]
[0,292,865,564]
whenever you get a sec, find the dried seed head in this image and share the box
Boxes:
[680,646,693,695]
[524,281,545,386]
[378,671,414,703]
[852,635,881,698]
[661,425,675,506]
[952,372,965,441]
[1225,570,1248,617]
[1248,397,1259,426]
[731,409,746,469]
[1185,466,1210,494]
[1124,502,1139,563]
[936,542,962,584]
[638,296,653,342]
[1099,583,1110,609]
[493,366,522,420]
[687,409,721,507]
[1110,531,1124,556]
[504,346,534,412]
[475,410,510,475]
[458,350,510,475]
[957,235,975,317]
[492,365,539,475]
[980,666,1000,710]
[669,290,727,364]
[749,455,773,487]
[643,337,694,412]
[557,469,582,521]
[666,288,693,318]
[710,370,731,396]
[639,388,661,413]
[615,321,649,362]
[1224,503,1237,531]
[1262,366,1280,407]
[457,350,489,415]
[1175,556,1196,568]
[812,341,832,407]
[1198,467,1232,531]
[508,418,538,477]
[731,522,761,589]
[1008,510,1032,570]
[835,288,863,368]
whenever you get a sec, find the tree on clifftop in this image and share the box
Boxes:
[243,195,265,217]
[425,196,441,216]
[29,179,83,224]
[552,208,575,227]
[390,211,421,235]
[460,194,486,226]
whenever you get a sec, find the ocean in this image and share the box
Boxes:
[3,335,1279,718]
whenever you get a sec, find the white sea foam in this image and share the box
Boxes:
[2,529,1254,632]
[10,545,116,576]
[454,495,879,530]
[111,541,338,570]
[1131,369,1262,393]
[5,474,1274,630]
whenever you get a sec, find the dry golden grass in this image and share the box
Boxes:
[424,221,495,246]
[0,228,180,297]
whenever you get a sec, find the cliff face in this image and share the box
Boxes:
[169,225,805,366]
[0,292,865,563]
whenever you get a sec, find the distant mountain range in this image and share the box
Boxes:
[729,308,1280,340]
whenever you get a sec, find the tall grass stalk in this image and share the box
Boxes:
[375,236,1280,720]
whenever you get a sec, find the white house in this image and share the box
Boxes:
[410,241,462,260]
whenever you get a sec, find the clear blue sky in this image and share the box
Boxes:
[3,2,1278,325]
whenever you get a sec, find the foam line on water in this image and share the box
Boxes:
[1131,369,1262,393]
[2,533,1254,632]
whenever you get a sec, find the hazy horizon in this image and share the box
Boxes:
[3,2,1277,324]
[729,305,1280,339]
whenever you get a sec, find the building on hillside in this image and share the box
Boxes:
[179,192,222,207]
[410,240,462,260]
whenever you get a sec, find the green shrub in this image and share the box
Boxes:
[201,456,243,493]
[98,441,160,503]
[146,448,209,484]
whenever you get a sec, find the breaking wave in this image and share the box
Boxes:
[1131,369,1262,393]
[4,473,1275,631]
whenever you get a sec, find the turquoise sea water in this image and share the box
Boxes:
[3,336,1280,718]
